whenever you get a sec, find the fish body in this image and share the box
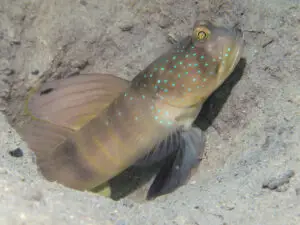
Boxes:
[22,20,244,199]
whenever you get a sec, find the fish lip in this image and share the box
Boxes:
[231,29,244,70]
[215,29,244,85]
[230,38,244,72]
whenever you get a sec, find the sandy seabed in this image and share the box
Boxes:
[0,0,299,224]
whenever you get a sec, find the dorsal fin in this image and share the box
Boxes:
[24,73,130,131]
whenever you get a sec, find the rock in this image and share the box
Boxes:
[31,69,39,75]
[262,170,295,191]
[167,33,178,44]
[119,23,134,32]
[70,59,88,69]
[9,147,24,158]
[158,15,172,29]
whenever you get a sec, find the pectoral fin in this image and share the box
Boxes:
[134,130,182,167]
[146,127,205,200]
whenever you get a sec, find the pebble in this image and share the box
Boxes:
[158,15,172,29]
[31,69,39,75]
[167,33,178,44]
[9,147,24,158]
[80,0,87,6]
[3,68,14,76]
[295,188,300,196]
[220,201,235,211]
[262,170,295,190]
[11,40,21,45]
[71,59,88,69]
[119,23,134,32]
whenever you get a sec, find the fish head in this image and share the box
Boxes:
[191,20,244,90]
[152,20,244,109]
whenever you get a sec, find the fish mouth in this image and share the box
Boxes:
[216,27,244,85]
[229,28,244,71]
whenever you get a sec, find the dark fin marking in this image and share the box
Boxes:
[146,127,205,200]
[24,73,129,131]
[134,130,182,167]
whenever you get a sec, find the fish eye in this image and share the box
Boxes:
[197,31,207,39]
[194,27,211,41]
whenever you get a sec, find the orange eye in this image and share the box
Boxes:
[197,31,207,39]
[194,27,211,40]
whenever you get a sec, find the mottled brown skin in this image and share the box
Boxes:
[21,20,244,197]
